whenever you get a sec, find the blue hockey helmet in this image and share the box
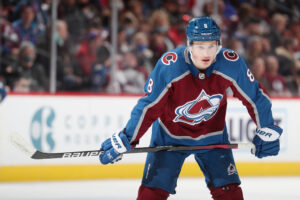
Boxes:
[186,16,221,45]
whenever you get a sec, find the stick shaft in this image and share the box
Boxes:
[31,143,254,159]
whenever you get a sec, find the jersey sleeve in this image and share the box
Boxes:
[123,59,173,145]
[229,56,274,128]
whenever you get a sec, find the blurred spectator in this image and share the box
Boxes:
[1,45,19,90]
[120,11,139,44]
[10,41,48,92]
[12,5,44,44]
[233,16,262,49]
[264,55,290,96]
[237,3,255,24]
[90,37,111,92]
[138,18,152,35]
[62,57,84,91]
[253,1,271,24]
[91,62,110,92]
[225,37,245,57]
[192,0,208,17]
[58,0,85,43]
[149,32,170,67]
[75,30,101,78]
[275,38,299,76]
[245,36,264,64]
[148,9,172,46]
[58,19,85,91]
[0,1,14,22]
[161,0,180,25]
[268,0,300,22]
[0,12,20,86]
[286,68,300,96]
[167,14,189,47]
[77,0,102,19]
[58,0,102,44]
[261,35,272,55]
[36,20,79,90]
[0,6,19,55]
[75,29,110,87]
[110,52,146,94]
[268,13,288,49]
[284,22,300,44]
[117,26,131,54]
[12,0,49,30]
[250,57,269,91]
[148,9,175,66]
[0,5,20,86]
[201,0,229,27]
[220,0,239,38]
[126,0,146,23]
[132,32,153,74]
[202,0,214,17]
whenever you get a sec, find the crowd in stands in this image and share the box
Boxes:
[0,0,300,96]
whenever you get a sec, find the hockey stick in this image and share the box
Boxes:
[10,132,255,159]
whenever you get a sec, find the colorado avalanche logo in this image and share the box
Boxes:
[223,50,239,61]
[173,90,223,125]
[161,52,177,65]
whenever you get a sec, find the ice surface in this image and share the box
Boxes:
[0,177,299,200]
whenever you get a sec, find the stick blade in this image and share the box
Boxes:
[10,132,36,157]
[31,151,64,159]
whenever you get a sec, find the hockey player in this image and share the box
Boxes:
[99,16,283,200]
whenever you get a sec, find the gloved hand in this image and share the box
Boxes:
[252,125,283,158]
[99,132,131,164]
[0,82,6,103]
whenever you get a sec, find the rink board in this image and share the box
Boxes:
[0,94,299,182]
[1,162,300,182]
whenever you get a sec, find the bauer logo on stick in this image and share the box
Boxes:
[63,151,100,158]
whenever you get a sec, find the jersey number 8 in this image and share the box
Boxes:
[247,69,255,82]
[147,78,154,93]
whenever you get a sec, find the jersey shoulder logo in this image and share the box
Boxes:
[173,90,223,125]
[161,52,178,65]
[223,50,239,61]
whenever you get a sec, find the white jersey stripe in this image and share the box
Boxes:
[212,70,262,128]
[259,88,271,102]
[130,71,191,143]
[158,118,223,140]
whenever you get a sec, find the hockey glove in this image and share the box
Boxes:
[0,82,6,103]
[252,125,283,158]
[99,132,131,165]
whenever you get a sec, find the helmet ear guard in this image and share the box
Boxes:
[216,40,222,55]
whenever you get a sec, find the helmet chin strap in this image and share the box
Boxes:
[216,44,222,55]
[216,39,223,54]
[188,47,196,64]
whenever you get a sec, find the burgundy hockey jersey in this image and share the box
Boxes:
[124,46,274,146]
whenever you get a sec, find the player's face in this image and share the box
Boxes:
[189,41,218,70]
